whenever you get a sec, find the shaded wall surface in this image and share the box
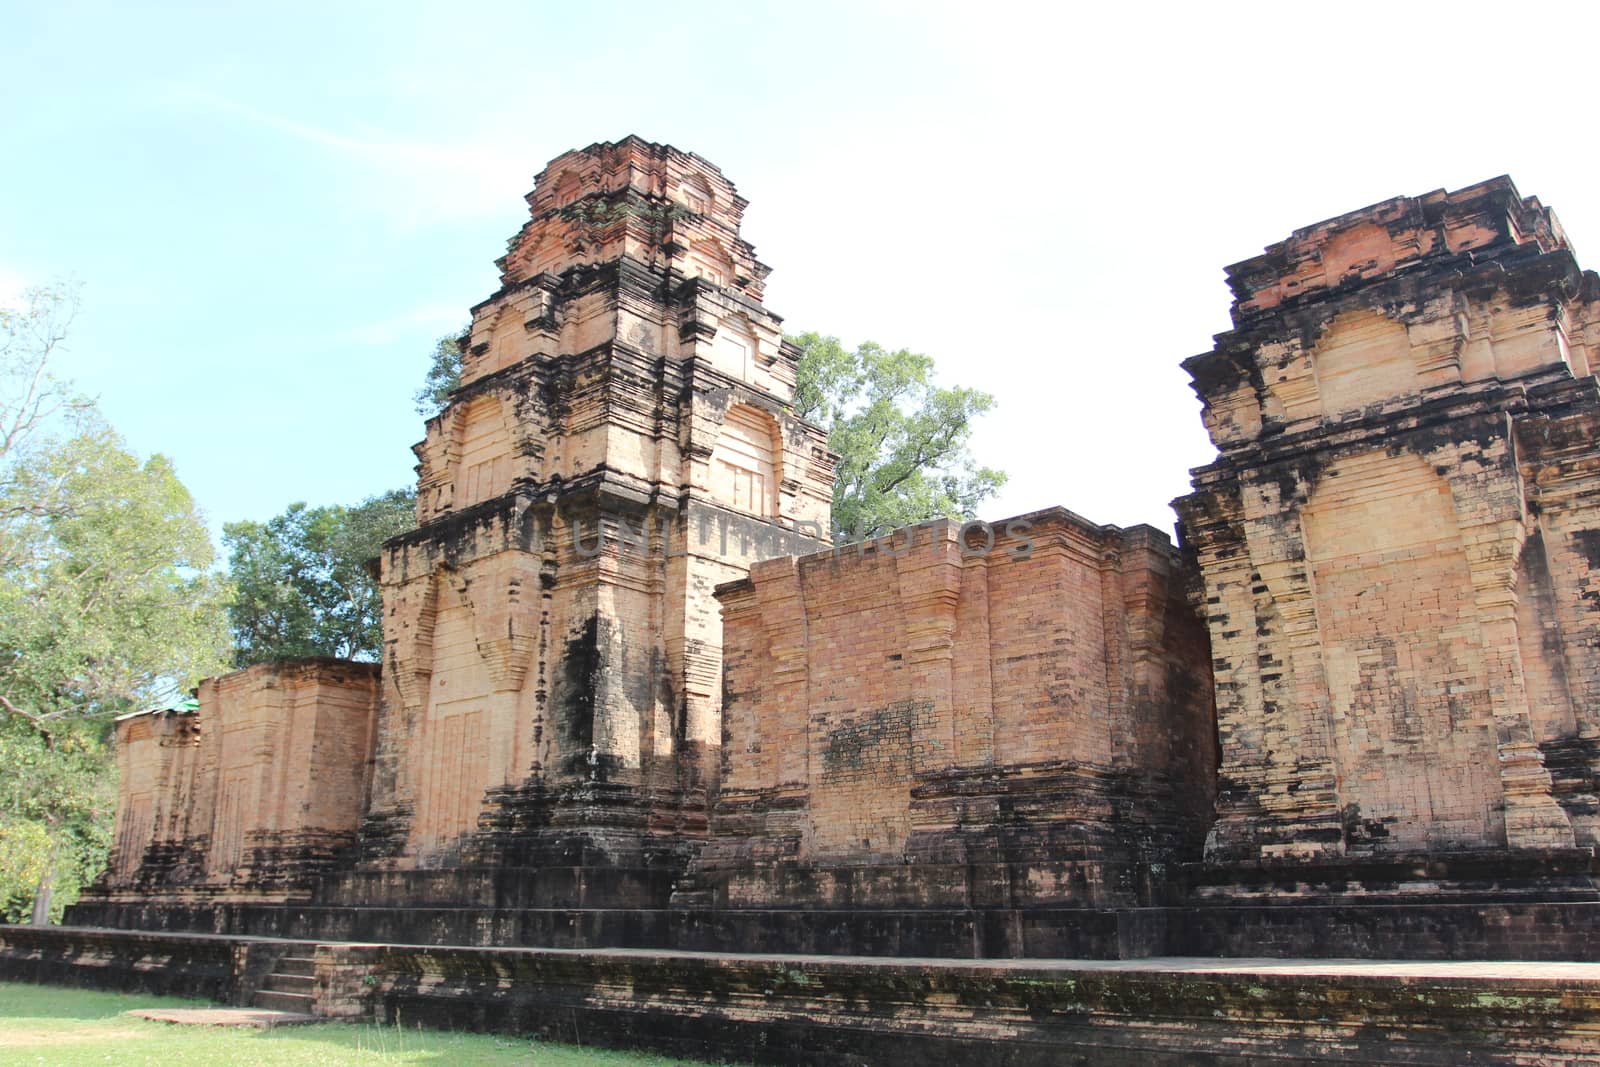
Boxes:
[1176,176,1600,879]
[100,659,379,902]
[690,511,1216,908]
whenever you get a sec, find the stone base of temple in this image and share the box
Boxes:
[467,782,710,870]
[1186,848,1600,903]
[6,925,1600,1066]
[673,858,1171,911]
[684,770,1199,910]
[60,893,1600,962]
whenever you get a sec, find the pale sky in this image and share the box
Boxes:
[3,1,1598,543]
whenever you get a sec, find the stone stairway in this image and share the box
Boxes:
[251,952,316,1014]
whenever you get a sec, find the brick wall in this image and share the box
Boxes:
[1177,176,1600,869]
[701,511,1215,906]
[359,138,835,873]
[92,659,379,901]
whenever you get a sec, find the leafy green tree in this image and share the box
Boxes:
[790,332,1006,537]
[224,489,417,665]
[0,427,232,728]
[0,722,114,924]
[414,332,465,418]
[0,285,231,921]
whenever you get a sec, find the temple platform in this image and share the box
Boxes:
[61,891,1600,962]
[3,925,1598,1065]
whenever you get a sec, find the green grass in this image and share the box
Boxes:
[0,981,726,1066]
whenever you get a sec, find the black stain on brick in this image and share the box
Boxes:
[820,700,934,785]
[1570,529,1600,570]
[561,614,600,763]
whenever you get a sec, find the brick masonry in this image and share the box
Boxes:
[7,925,1600,1066]
[98,660,379,902]
[68,157,1600,987]
[358,138,835,882]
[1174,176,1600,883]
[691,511,1214,908]
[41,157,1600,1063]
[90,139,838,908]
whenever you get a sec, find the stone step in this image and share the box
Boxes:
[262,972,314,995]
[274,956,316,978]
[127,1006,317,1029]
[252,990,314,1014]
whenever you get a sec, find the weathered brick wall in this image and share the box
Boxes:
[363,936,1600,1066]
[90,660,379,900]
[1176,176,1600,869]
[702,511,1215,906]
[14,925,1600,1065]
[107,707,195,882]
[360,138,834,874]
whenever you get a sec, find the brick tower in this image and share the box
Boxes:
[359,138,834,884]
[1176,177,1600,889]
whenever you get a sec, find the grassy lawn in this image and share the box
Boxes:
[0,981,729,1066]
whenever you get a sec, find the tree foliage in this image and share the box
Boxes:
[0,284,230,921]
[0,285,87,466]
[790,332,1005,536]
[224,489,417,665]
[414,332,465,418]
[0,725,114,923]
[0,428,232,728]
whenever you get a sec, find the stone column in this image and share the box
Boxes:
[1446,437,1573,849]
[751,557,810,816]
[895,524,963,777]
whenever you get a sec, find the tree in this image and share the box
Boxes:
[790,333,1006,537]
[224,488,417,665]
[0,285,231,921]
[0,427,232,729]
[0,714,115,924]
[414,332,465,418]
[0,286,89,547]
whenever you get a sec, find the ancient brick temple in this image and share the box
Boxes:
[93,138,835,912]
[687,512,1215,911]
[100,661,379,904]
[68,148,1600,996]
[365,139,833,877]
[1175,178,1600,898]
